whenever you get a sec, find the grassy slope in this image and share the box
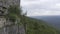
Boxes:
[24,17,60,34]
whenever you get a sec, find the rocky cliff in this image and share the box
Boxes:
[0,0,25,34]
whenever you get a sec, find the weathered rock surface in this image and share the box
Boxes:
[0,25,25,34]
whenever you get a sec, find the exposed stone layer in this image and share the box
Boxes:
[0,0,25,34]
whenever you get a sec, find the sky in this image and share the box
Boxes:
[21,0,60,16]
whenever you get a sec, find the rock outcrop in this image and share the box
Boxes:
[0,0,25,34]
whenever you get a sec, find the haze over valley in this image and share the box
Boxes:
[31,15,60,29]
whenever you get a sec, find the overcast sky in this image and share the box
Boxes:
[21,0,60,16]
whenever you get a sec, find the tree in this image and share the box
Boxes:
[7,5,27,34]
[6,5,21,34]
[20,11,27,34]
[33,22,40,34]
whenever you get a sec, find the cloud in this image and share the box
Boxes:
[27,9,60,16]
[21,0,41,6]
[21,0,60,16]
[23,0,37,1]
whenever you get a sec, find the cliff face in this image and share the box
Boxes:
[0,25,25,34]
[0,0,20,6]
[0,0,25,34]
[0,0,20,27]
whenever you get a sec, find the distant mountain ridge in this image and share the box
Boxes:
[24,17,60,34]
[31,16,60,29]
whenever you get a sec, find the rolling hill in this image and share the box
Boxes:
[31,16,60,30]
[24,17,60,34]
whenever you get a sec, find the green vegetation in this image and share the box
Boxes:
[6,5,60,34]
[24,17,60,34]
